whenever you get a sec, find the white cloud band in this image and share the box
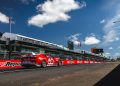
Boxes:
[28,0,86,27]
[0,12,9,24]
[84,36,100,45]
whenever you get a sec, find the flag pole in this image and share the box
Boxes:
[8,17,12,59]
[79,40,82,52]
[9,17,12,33]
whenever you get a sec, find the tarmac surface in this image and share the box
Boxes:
[0,63,119,86]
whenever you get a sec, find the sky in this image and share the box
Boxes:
[0,0,120,58]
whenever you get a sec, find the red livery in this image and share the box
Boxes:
[21,53,62,68]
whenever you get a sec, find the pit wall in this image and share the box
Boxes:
[0,60,104,69]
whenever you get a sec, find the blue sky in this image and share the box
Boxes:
[0,0,120,58]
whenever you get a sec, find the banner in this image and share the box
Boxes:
[0,60,23,69]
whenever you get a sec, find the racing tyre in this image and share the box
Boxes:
[41,61,47,68]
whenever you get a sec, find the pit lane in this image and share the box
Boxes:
[0,63,118,86]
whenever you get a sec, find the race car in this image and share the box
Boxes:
[21,53,62,68]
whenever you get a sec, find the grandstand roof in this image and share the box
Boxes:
[2,32,68,50]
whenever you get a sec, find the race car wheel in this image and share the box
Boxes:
[41,61,47,68]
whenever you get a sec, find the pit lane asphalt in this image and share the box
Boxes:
[0,63,118,86]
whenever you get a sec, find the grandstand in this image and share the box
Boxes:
[0,32,106,60]
[1,32,68,53]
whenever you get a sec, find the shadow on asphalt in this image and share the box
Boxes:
[94,64,120,86]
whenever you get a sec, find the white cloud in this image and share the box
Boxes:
[84,35,100,45]
[100,19,105,24]
[117,46,120,49]
[74,41,81,45]
[20,0,36,4]
[103,30,119,43]
[0,12,9,24]
[104,52,111,57]
[68,33,81,46]
[102,1,120,44]
[101,0,120,57]
[28,0,86,27]
[108,47,113,50]
[115,37,119,41]
[105,53,110,55]
[114,53,120,57]
[103,16,120,44]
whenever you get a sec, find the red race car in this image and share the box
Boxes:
[21,53,62,68]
